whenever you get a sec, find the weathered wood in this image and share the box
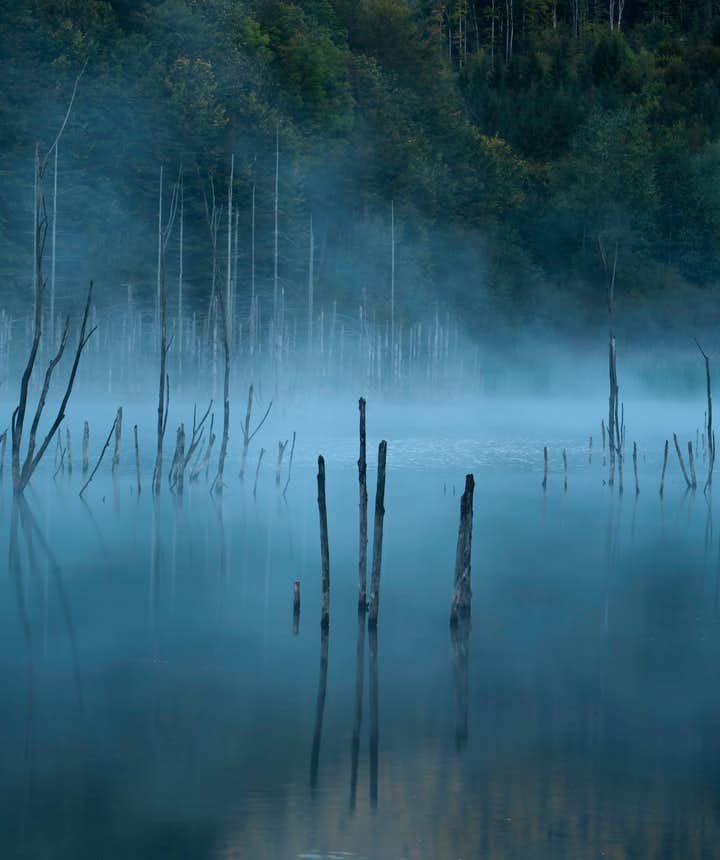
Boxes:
[633,441,639,495]
[253,447,265,497]
[111,406,122,473]
[358,397,368,610]
[282,430,296,497]
[697,340,715,491]
[79,413,119,497]
[673,433,692,489]
[276,439,288,487]
[688,440,697,489]
[293,580,300,635]
[368,440,388,629]
[82,420,89,475]
[317,455,330,630]
[450,473,474,626]
[133,424,141,495]
[660,439,669,497]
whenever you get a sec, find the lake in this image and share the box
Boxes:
[0,395,718,859]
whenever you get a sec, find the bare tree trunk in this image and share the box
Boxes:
[563,448,568,492]
[112,406,122,473]
[660,439,669,497]
[80,412,119,497]
[450,473,474,626]
[276,439,288,487]
[82,420,89,475]
[673,433,692,489]
[688,441,697,489]
[317,455,330,630]
[134,424,141,495]
[253,447,265,497]
[542,445,548,492]
[368,440,388,629]
[358,397,368,610]
[633,441,639,495]
[696,340,715,491]
[282,430,296,497]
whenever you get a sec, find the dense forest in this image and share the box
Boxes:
[2,0,720,342]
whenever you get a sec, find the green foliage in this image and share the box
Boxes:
[1,0,720,334]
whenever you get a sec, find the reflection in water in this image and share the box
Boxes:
[349,610,365,812]
[369,625,378,811]
[310,626,329,791]
[451,615,470,751]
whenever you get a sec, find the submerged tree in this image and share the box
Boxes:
[11,62,95,495]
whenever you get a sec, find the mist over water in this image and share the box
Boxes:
[1,363,719,858]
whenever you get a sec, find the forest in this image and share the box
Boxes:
[2,0,720,343]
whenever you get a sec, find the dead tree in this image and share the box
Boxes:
[542,445,548,492]
[282,430,296,497]
[450,473,474,626]
[183,401,212,471]
[632,441,639,495]
[368,440,388,630]
[276,439,288,487]
[79,412,119,497]
[66,427,72,476]
[253,447,265,497]
[673,433,692,490]
[82,420,89,475]
[696,340,715,491]
[111,406,122,473]
[152,170,179,494]
[169,423,186,492]
[134,424,141,495]
[293,581,301,635]
[688,441,698,490]
[239,384,273,481]
[317,455,330,630]
[660,439,669,498]
[12,282,94,494]
[358,397,368,610]
[562,448,568,492]
[600,238,620,487]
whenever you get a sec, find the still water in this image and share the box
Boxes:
[0,405,718,859]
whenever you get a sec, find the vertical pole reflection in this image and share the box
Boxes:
[310,625,329,790]
[369,624,379,810]
[451,614,470,752]
[349,610,366,812]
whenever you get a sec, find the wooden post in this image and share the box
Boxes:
[282,430,296,497]
[293,581,300,635]
[450,473,474,626]
[358,397,368,610]
[673,433,692,490]
[317,455,330,630]
[660,439,669,498]
[688,440,697,489]
[276,439,288,487]
[112,406,122,473]
[253,447,265,497]
[82,420,89,475]
[368,440,387,629]
[66,426,72,476]
[633,441,639,495]
[134,424,141,495]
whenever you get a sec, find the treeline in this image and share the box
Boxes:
[1,0,720,341]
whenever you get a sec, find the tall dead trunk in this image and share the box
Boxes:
[368,440,388,629]
[450,473,474,626]
[358,397,368,610]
